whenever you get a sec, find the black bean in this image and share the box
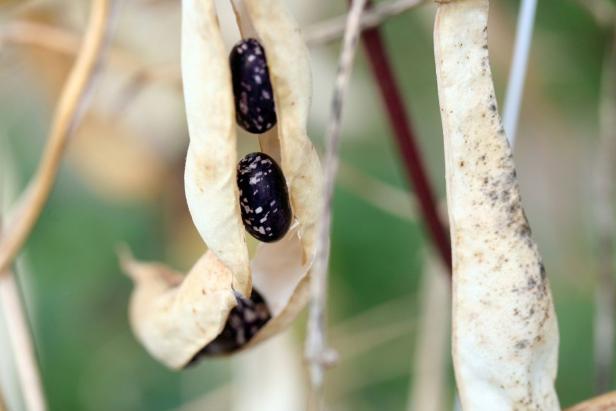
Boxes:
[237,152,292,242]
[229,38,277,134]
[187,289,271,361]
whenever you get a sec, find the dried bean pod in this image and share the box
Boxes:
[434,0,560,409]
[122,0,323,368]
[240,0,324,346]
[183,0,250,296]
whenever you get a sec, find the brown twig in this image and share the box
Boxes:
[306,0,367,409]
[0,0,113,276]
[565,391,616,411]
[593,22,616,394]
[352,0,452,273]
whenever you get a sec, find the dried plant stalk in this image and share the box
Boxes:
[434,0,559,409]
[306,0,367,407]
[565,391,616,411]
[0,140,47,411]
[0,0,112,276]
[231,331,305,411]
[407,254,449,411]
[0,273,46,411]
[593,24,616,393]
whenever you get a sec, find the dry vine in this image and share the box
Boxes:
[0,0,113,276]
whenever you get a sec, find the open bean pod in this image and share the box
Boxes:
[122,0,322,369]
[434,0,560,409]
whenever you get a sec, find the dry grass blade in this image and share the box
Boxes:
[593,23,616,393]
[0,273,46,411]
[304,0,426,46]
[0,20,80,54]
[407,254,449,411]
[357,0,452,273]
[305,0,367,408]
[565,391,616,411]
[0,0,113,276]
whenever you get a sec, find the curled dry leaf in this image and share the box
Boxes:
[434,0,559,409]
[122,0,322,369]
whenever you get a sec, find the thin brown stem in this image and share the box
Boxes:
[0,0,113,276]
[351,0,452,273]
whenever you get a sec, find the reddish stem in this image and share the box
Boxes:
[351,0,452,273]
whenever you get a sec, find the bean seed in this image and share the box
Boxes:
[230,38,277,134]
[188,289,271,360]
[237,152,292,242]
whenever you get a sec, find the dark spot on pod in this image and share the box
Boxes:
[229,38,277,134]
[237,152,292,242]
[187,289,271,363]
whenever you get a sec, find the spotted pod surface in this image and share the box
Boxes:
[230,38,277,134]
[189,289,271,360]
[434,0,559,409]
[237,152,292,242]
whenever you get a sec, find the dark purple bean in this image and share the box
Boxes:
[187,290,271,361]
[237,152,292,242]
[229,38,277,134]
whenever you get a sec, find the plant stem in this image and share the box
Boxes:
[502,0,537,145]
[352,0,452,273]
[0,0,113,276]
[306,0,367,408]
[564,391,616,411]
[593,22,616,394]
[0,272,46,411]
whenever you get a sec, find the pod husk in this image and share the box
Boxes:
[239,0,323,346]
[434,0,560,409]
[182,0,251,296]
[123,0,321,368]
[122,250,237,369]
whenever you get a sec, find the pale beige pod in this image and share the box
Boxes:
[122,0,322,369]
[183,0,251,297]
[434,0,560,409]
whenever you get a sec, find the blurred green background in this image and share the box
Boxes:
[0,0,614,409]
